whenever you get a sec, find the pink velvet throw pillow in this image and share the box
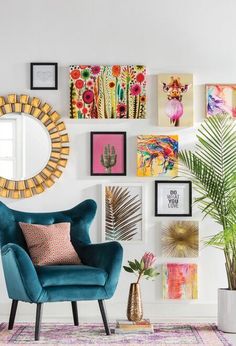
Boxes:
[19,222,81,266]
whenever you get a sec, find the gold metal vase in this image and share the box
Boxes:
[127,283,143,321]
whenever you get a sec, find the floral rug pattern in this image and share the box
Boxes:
[0,323,232,345]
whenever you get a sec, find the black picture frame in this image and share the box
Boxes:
[30,62,58,90]
[155,180,192,217]
[90,132,127,176]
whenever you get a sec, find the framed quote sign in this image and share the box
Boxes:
[155,180,192,216]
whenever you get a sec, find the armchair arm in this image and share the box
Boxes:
[1,243,44,303]
[78,241,123,298]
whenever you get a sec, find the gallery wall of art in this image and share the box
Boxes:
[0,0,236,321]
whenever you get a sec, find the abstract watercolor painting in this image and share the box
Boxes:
[90,132,126,175]
[161,221,199,257]
[102,183,144,242]
[158,74,193,127]
[163,263,198,299]
[137,135,178,177]
[70,65,146,119]
[206,84,236,117]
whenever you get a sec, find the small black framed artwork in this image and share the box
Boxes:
[30,63,58,90]
[155,180,192,216]
[90,132,127,176]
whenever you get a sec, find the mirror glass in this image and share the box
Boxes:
[0,113,51,180]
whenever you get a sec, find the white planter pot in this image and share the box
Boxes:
[218,288,236,333]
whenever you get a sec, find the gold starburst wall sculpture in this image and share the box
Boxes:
[161,221,199,257]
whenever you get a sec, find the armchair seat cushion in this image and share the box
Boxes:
[36,264,108,288]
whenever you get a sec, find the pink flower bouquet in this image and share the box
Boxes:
[123,252,159,284]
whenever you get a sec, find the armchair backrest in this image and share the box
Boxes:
[0,199,97,252]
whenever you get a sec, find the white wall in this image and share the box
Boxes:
[0,0,235,322]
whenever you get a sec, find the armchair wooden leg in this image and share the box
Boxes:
[35,303,43,341]
[71,301,79,326]
[98,300,111,335]
[8,300,18,330]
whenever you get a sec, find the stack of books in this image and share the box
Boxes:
[114,319,154,334]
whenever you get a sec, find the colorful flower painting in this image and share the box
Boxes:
[158,74,193,127]
[137,135,178,177]
[206,84,236,117]
[70,65,146,119]
[163,263,198,300]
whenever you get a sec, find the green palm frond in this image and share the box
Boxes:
[205,226,236,250]
[105,186,142,241]
[179,115,236,289]
[179,115,236,229]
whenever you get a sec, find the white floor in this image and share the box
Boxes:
[223,333,236,346]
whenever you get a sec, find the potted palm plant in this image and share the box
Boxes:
[179,115,236,332]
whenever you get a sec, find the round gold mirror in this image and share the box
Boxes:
[0,94,69,198]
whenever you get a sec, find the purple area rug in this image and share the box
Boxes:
[0,323,232,345]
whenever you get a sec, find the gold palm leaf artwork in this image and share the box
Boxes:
[161,221,199,257]
[105,186,142,241]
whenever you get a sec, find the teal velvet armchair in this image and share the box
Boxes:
[0,199,123,340]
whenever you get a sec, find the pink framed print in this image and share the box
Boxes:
[90,132,127,176]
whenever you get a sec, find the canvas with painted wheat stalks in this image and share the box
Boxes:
[70,65,146,119]
[137,135,178,177]
[161,221,199,257]
[163,263,198,300]
[104,184,143,241]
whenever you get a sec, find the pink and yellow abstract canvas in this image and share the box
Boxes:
[206,84,236,117]
[70,65,146,119]
[163,263,198,300]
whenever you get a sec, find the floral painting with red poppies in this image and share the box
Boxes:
[70,65,146,119]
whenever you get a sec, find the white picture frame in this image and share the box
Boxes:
[101,183,145,243]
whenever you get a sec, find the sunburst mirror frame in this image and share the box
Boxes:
[0,94,69,199]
